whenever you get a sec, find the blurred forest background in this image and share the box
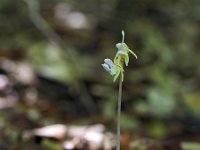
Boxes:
[0,0,200,149]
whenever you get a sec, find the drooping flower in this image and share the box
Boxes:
[101,58,123,82]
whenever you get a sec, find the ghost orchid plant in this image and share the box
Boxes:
[102,30,137,150]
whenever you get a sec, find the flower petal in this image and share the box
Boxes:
[101,64,110,72]
[128,49,137,59]
[102,59,117,75]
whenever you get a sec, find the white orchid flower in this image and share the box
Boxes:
[101,58,117,75]
[101,58,123,82]
[114,31,137,67]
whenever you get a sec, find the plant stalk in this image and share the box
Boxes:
[116,74,123,150]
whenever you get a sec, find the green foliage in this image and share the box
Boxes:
[42,139,63,150]
[0,0,200,148]
[184,93,200,115]
[181,142,200,150]
[147,121,168,139]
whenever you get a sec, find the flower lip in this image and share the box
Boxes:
[115,50,127,57]
[103,59,113,69]
[102,63,109,70]
[102,58,116,75]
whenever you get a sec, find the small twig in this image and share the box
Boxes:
[24,0,61,47]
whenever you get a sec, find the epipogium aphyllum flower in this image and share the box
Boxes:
[102,30,137,82]
[101,30,137,150]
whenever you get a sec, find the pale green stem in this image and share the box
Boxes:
[116,72,123,150]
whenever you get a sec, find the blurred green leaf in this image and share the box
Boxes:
[181,142,200,150]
